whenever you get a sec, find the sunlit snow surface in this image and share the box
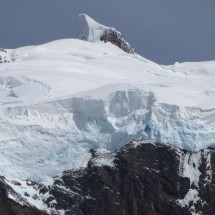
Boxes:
[0,39,215,181]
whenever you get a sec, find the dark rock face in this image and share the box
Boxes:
[41,141,215,215]
[2,141,215,215]
[100,29,134,54]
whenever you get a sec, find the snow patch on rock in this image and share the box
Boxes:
[176,189,204,215]
[179,152,201,187]
[5,178,52,214]
[203,150,212,185]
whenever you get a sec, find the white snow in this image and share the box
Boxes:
[6,178,51,213]
[179,152,201,187]
[91,148,115,167]
[177,189,200,207]
[176,189,204,215]
[78,13,108,41]
[0,15,215,187]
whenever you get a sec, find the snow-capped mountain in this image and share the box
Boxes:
[0,14,215,214]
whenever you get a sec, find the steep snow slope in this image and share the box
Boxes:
[0,15,215,183]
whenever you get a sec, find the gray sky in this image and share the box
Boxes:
[0,0,215,64]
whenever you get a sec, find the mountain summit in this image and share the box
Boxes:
[78,14,107,42]
[77,13,134,53]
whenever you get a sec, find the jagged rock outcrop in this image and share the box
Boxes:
[41,141,215,215]
[2,141,215,214]
[100,28,134,53]
[78,14,134,54]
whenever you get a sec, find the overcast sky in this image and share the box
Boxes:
[0,0,215,64]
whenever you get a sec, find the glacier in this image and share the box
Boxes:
[0,14,215,182]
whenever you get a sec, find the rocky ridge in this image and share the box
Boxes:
[100,28,134,53]
[2,141,215,215]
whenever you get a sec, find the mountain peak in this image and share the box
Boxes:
[78,13,106,42]
[77,14,134,53]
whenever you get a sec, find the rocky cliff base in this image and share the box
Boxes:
[1,141,215,215]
